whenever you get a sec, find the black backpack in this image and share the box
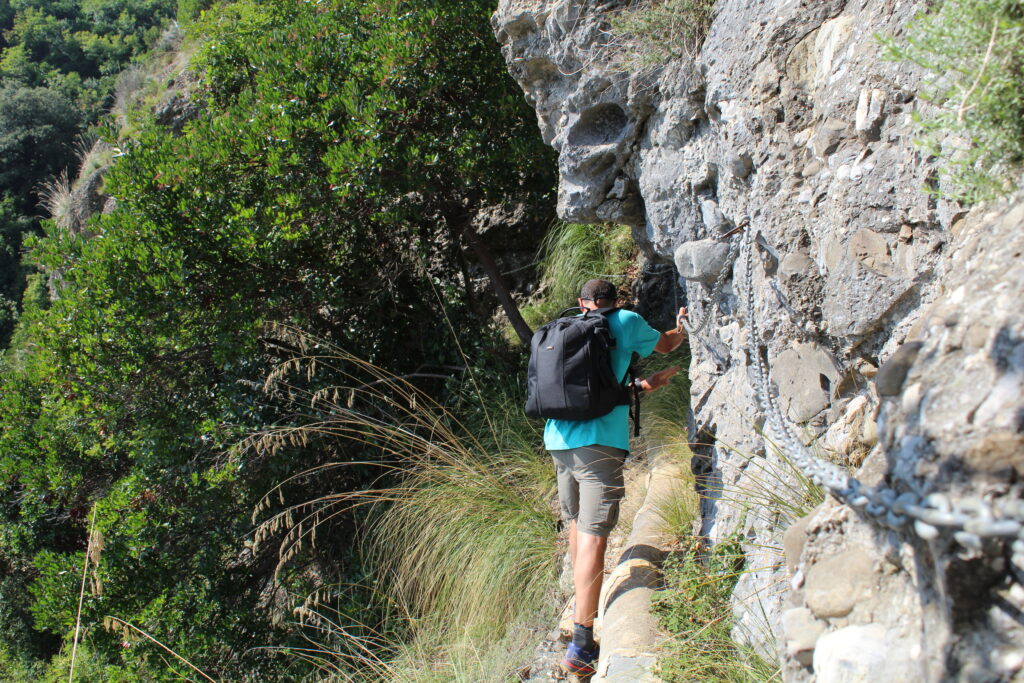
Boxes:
[524,307,640,434]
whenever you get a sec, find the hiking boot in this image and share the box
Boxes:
[561,641,599,677]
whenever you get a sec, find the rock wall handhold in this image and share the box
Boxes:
[804,548,875,619]
[726,151,753,179]
[813,624,924,682]
[673,239,731,285]
[771,342,841,423]
[875,342,924,397]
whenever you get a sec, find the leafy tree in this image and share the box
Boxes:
[0,0,554,678]
[0,0,178,351]
[0,85,80,345]
[0,1,15,46]
[0,198,32,342]
[0,86,82,206]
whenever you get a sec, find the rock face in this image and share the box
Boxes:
[493,1,1024,679]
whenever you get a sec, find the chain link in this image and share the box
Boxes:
[735,224,1024,572]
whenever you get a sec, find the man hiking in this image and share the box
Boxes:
[545,278,688,677]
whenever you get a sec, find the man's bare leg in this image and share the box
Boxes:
[569,519,578,568]
[573,528,607,627]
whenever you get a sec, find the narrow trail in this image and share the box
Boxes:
[520,447,677,682]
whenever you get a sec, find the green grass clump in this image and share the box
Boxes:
[519,222,634,333]
[247,328,558,680]
[610,0,716,68]
[883,0,1024,201]
[654,536,780,682]
[717,441,825,528]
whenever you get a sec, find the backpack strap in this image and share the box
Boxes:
[589,307,639,434]
[627,365,641,438]
[585,307,619,350]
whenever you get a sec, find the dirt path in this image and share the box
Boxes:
[519,452,653,682]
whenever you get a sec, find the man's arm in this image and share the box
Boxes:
[637,365,680,392]
[635,307,688,392]
[653,307,688,354]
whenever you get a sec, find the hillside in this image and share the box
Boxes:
[1,0,1021,681]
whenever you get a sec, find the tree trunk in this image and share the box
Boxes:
[461,224,534,345]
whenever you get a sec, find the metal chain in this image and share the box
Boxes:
[738,224,1024,571]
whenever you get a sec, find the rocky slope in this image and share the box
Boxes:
[492,1,1023,679]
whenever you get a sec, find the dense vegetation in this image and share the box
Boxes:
[0,0,556,679]
[0,0,187,347]
[5,0,1011,679]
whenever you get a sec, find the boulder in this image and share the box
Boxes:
[673,239,731,285]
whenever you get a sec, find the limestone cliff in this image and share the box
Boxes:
[492,1,1023,679]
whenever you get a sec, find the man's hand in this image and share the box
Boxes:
[654,308,690,353]
[639,365,680,392]
[676,306,688,331]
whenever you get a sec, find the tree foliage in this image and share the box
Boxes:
[0,0,177,348]
[0,0,554,678]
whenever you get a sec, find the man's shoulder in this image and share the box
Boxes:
[609,307,660,353]
[609,307,648,329]
[611,307,644,322]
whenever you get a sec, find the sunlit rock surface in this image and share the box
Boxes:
[494,0,1024,679]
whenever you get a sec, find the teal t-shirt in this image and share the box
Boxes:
[543,308,661,452]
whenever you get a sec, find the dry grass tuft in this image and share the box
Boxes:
[39,172,73,230]
[608,0,716,70]
[243,324,558,679]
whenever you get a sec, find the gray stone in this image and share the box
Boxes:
[779,251,814,278]
[875,342,924,397]
[726,152,753,179]
[848,228,895,276]
[813,625,923,682]
[821,253,914,337]
[784,512,815,574]
[822,395,874,459]
[771,342,841,423]
[811,118,847,158]
[805,548,875,619]
[673,239,731,285]
[701,199,728,235]
[801,159,823,177]
[782,607,827,666]
[855,87,885,140]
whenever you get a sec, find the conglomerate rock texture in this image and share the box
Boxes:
[492,1,1024,680]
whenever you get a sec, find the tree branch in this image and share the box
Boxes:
[461,223,534,345]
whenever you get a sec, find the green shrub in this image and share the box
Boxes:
[610,0,716,67]
[177,0,215,24]
[883,0,1024,200]
[655,536,779,682]
[519,222,634,332]
[0,0,554,678]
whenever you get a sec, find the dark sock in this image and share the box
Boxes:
[572,622,595,650]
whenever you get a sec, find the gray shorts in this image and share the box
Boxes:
[550,445,626,538]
